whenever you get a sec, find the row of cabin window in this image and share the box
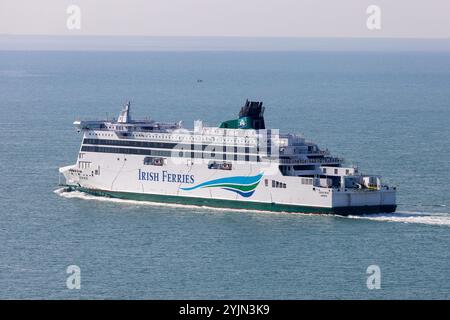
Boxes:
[81,145,261,162]
[88,132,114,137]
[87,132,256,144]
[264,179,287,189]
[322,168,350,175]
[78,161,91,169]
[83,138,258,154]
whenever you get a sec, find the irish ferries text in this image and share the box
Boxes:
[138,169,195,184]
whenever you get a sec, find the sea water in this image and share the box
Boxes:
[0,51,449,299]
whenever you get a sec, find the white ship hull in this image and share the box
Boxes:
[60,152,396,215]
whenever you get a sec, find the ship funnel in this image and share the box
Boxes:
[238,99,266,129]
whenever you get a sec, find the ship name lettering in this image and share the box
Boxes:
[138,169,194,184]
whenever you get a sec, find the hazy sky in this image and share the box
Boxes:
[1,0,449,38]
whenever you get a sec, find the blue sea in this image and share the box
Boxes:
[0,51,449,299]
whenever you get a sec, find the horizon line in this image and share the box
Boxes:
[2,35,450,52]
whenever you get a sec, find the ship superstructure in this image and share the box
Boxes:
[59,100,396,214]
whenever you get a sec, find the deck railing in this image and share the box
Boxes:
[271,157,343,164]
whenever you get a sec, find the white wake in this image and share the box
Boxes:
[54,187,278,214]
[345,211,450,227]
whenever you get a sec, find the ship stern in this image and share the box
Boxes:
[330,188,397,215]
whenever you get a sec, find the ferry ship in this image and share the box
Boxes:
[59,100,396,215]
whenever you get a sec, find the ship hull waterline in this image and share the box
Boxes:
[63,186,396,216]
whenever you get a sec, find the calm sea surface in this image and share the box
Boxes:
[0,51,449,299]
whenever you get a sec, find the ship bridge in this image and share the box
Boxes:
[74,102,182,134]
